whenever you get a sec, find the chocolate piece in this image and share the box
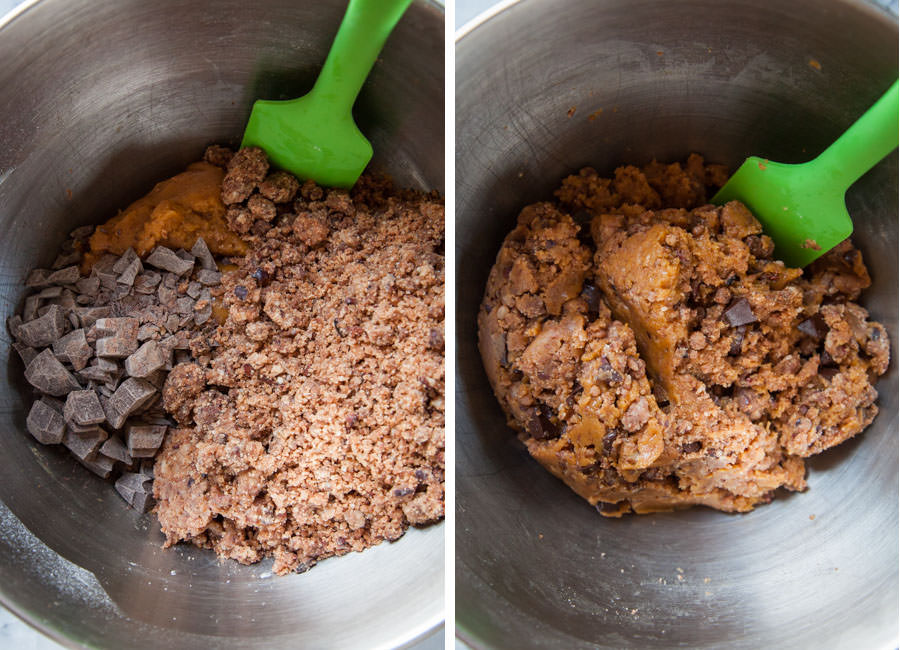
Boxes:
[526,404,559,440]
[63,390,106,426]
[728,325,747,356]
[112,248,139,275]
[69,225,94,240]
[63,426,108,461]
[52,328,92,371]
[109,378,157,424]
[131,489,156,513]
[75,306,112,329]
[681,441,702,454]
[95,336,139,359]
[124,340,167,378]
[37,286,62,299]
[22,295,41,322]
[91,317,139,340]
[190,238,217,271]
[581,283,602,316]
[78,454,115,479]
[75,276,100,297]
[797,314,829,341]
[175,296,195,315]
[77,364,114,384]
[47,265,80,285]
[195,269,222,286]
[12,342,38,367]
[6,315,22,341]
[99,436,132,464]
[126,424,166,457]
[25,269,52,288]
[52,250,83,270]
[723,297,757,327]
[26,399,66,445]
[133,272,162,294]
[17,304,68,348]
[24,349,81,396]
[175,249,195,264]
[101,395,126,430]
[186,281,202,299]
[145,246,194,276]
[117,257,142,287]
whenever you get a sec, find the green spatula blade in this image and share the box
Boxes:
[241,0,413,189]
[712,79,899,268]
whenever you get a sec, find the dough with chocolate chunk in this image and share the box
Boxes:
[479,155,888,516]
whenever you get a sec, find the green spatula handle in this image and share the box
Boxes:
[811,79,899,191]
[311,0,415,115]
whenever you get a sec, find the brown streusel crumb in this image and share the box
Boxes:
[155,150,444,574]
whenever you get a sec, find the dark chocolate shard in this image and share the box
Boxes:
[145,246,194,276]
[109,378,157,422]
[17,304,68,348]
[53,328,92,371]
[723,297,757,327]
[63,426,108,461]
[728,325,747,356]
[125,424,166,457]
[63,390,106,426]
[797,314,829,341]
[26,399,66,445]
[525,403,560,440]
[24,349,81,396]
[99,436,133,464]
[581,282,602,317]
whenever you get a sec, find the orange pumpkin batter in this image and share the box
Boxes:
[82,162,248,271]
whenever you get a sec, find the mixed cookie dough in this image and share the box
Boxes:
[10,146,445,572]
[479,155,889,515]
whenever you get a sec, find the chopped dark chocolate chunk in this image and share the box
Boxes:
[126,423,167,458]
[728,325,747,356]
[16,304,68,348]
[99,436,132,464]
[25,269,52,288]
[52,328,92,371]
[190,238,217,271]
[124,340,167,378]
[12,342,38,367]
[26,399,66,445]
[581,282,602,317]
[63,426,108,461]
[797,314,829,341]
[47,265,80,285]
[145,246,194,276]
[109,378,157,423]
[78,454,115,479]
[723,297,757,327]
[24,349,81,396]
[196,269,222,286]
[63,390,106,426]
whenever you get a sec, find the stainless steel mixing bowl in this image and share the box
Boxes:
[455,1,897,647]
[0,1,444,647]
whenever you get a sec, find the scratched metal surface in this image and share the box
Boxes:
[455,0,898,647]
[0,0,444,648]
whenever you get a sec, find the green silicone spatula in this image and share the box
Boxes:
[241,0,413,189]
[712,79,899,267]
